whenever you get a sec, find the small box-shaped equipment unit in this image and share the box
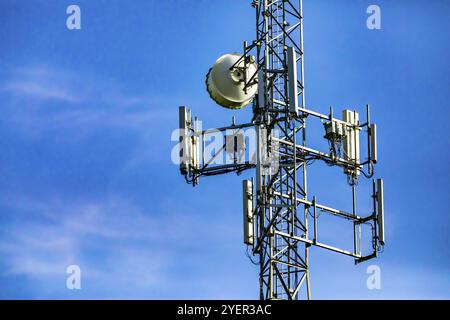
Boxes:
[324,121,345,141]
[243,179,254,245]
[225,131,245,155]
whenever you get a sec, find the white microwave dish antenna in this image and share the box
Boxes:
[206,53,258,109]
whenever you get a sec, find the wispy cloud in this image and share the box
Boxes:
[0,64,253,298]
[2,66,81,103]
[0,193,242,298]
[0,196,166,295]
[4,81,80,103]
[0,65,175,138]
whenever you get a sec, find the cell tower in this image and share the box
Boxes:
[178,0,384,300]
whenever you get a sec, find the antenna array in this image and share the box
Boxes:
[178,0,384,300]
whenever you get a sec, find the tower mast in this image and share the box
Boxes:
[178,0,384,300]
[254,0,309,300]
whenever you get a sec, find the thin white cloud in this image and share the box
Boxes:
[0,64,250,298]
[2,66,81,103]
[4,81,81,103]
[0,193,239,297]
[0,197,169,295]
[0,65,175,137]
[0,65,192,174]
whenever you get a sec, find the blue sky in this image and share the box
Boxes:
[0,0,448,299]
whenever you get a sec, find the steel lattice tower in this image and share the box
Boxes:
[178,0,384,301]
[253,0,310,300]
